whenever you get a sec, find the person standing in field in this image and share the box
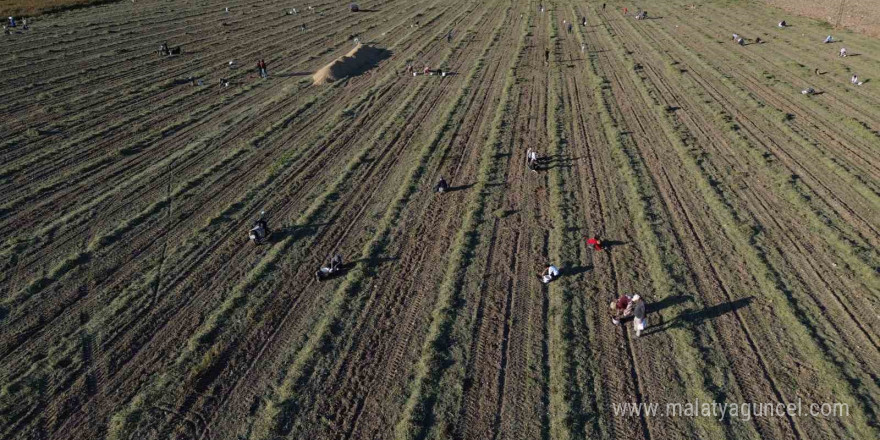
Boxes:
[624,7,627,15]
[631,295,646,337]
[545,48,550,64]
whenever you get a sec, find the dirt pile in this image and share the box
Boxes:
[312,44,387,85]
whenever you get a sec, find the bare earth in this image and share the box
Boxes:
[762,0,880,37]
[1,0,878,439]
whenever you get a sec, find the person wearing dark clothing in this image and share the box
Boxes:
[435,176,449,193]
[250,217,269,243]
[545,49,550,63]
[330,254,343,272]
[317,254,344,280]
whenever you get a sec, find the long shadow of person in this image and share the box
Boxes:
[644,297,754,336]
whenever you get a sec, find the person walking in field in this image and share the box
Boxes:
[582,16,587,26]
[581,43,586,53]
[839,47,847,57]
[545,48,550,64]
[624,7,627,15]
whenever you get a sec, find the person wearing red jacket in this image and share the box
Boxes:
[586,236,604,251]
[610,294,632,324]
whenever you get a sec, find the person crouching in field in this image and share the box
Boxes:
[611,294,647,336]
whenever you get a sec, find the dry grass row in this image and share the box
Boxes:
[1,0,122,18]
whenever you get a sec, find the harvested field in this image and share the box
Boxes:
[0,0,878,439]
[761,0,880,38]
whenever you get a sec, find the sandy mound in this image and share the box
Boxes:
[313,44,388,85]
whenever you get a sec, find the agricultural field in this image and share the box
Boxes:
[1,0,878,439]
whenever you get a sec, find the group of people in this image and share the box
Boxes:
[158,42,181,56]
[539,235,647,337]
[731,33,745,46]
[248,214,345,281]
[5,16,29,34]
[405,64,445,77]
[730,20,868,95]
[610,294,647,337]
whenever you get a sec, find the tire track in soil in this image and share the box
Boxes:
[0,0,468,372]
[593,8,831,439]
[0,0,422,241]
[575,7,776,440]
[454,8,549,439]
[557,6,652,440]
[150,5,496,438]
[251,4,525,438]
[616,17,880,302]
[606,5,880,368]
[649,9,880,187]
[0,0,379,125]
[0,0,416,210]
[10,2,474,436]
[634,58,880,350]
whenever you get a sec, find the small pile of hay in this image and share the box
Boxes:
[313,44,385,85]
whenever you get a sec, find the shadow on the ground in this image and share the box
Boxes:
[644,297,754,336]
